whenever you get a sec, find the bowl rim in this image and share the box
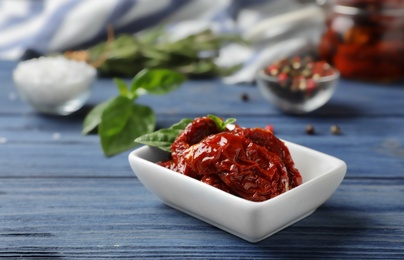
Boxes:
[129,140,347,208]
[257,67,340,84]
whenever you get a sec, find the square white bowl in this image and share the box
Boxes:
[128,140,347,243]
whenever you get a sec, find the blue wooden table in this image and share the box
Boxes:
[1,60,404,259]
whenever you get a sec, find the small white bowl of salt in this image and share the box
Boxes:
[13,56,96,115]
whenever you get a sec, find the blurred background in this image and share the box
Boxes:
[0,0,328,83]
[1,0,403,83]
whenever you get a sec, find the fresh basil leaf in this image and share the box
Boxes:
[82,98,115,134]
[223,117,237,126]
[82,68,187,156]
[99,96,132,137]
[100,104,156,157]
[130,69,186,96]
[113,78,130,97]
[208,114,236,132]
[135,118,192,152]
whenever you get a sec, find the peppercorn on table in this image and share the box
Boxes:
[1,60,404,258]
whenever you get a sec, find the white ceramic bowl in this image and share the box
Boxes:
[128,140,346,243]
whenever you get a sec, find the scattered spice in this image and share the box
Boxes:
[305,124,315,135]
[330,125,341,135]
[240,93,249,102]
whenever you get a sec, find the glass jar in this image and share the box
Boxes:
[319,0,404,82]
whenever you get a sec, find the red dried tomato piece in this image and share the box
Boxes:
[158,117,302,202]
[169,116,219,178]
[183,132,290,201]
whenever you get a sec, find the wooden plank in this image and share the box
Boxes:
[1,116,403,178]
[0,177,403,258]
[1,60,404,117]
[1,60,404,259]
[1,135,403,179]
[2,113,403,141]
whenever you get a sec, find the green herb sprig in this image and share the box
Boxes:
[207,114,236,132]
[134,118,193,152]
[135,115,236,152]
[83,69,186,156]
[66,27,246,78]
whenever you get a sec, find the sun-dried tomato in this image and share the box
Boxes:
[157,117,302,202]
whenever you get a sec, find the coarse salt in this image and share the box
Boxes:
[13,56,96,115]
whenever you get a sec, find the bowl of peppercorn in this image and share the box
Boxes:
[256,56,339,114]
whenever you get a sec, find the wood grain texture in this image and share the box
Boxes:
[0,178,403,259]
[2,116,403,178]
[2,60,404,118]
[1,60,404,259]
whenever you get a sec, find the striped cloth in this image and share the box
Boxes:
[0,0,324,83]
